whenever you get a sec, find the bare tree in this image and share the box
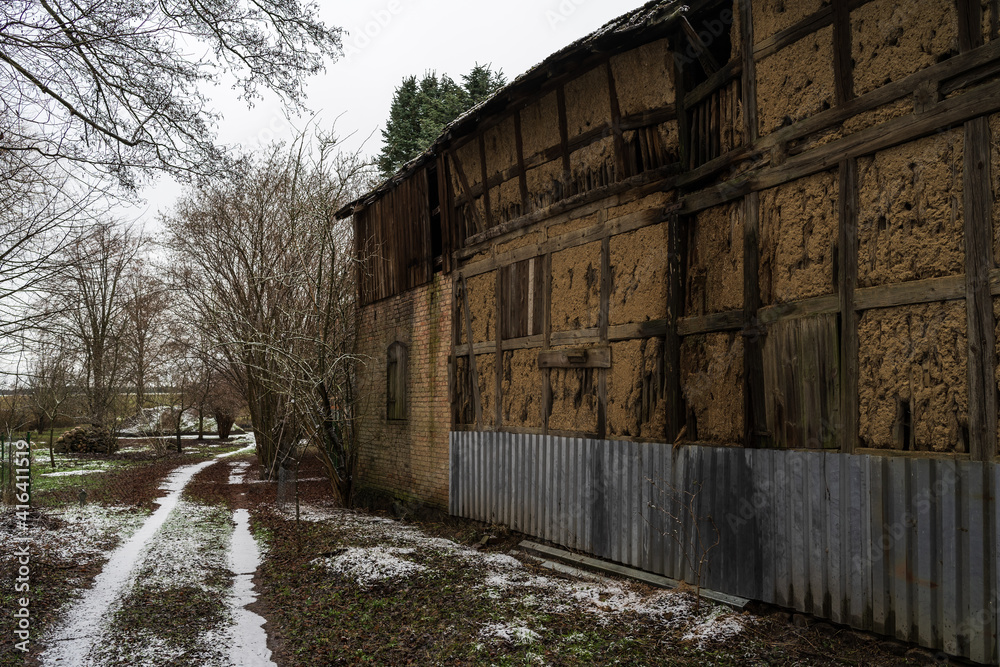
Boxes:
[0,0,343,186]
[164,131,373,501]
[206,371,245,441]
[45,222,142,440]
[120,260,171,414]
[27,334,77,466]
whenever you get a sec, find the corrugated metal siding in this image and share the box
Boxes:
[450,432,999,664]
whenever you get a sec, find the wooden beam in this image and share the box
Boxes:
[683,60,742,109]
[677,310,743,335]
[478,135,494,230]
[495,268,503,431]
[993,0,999,41]
[606,61,627,181]
[738,0,759,144]
[460,163,681,252]
[958,0,985,52]
[855,274,967,310]
[743,191,766,448]
[752,5,834,61]
[838,159,859,454]
[757,295,840,324]
[542,252,552,434]
[963,116,997,462]
[449,151,486,236]
[672,48,691,169]
[598,234,610,439]
[460,275,483,428]
[832,0,854,104]
[665,212,685,441]
[513,111,530,214]
[556,85,571,174]
[681,16,722,75]
[677,75,1000,216]
[609,319,669,341]
[538,347,612,369]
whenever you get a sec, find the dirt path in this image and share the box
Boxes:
[37,447,274,667]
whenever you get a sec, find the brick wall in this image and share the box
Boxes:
[354,274,452,508]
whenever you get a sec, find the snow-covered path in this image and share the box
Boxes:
[38,446,274,666]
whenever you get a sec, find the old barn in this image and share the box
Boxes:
[337,0,1000,661]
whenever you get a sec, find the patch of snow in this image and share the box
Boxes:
[681,605,746,646]
[479,622,542,645]
[41,469,103,477]
[313,546,426,586]
[226,509,276,666]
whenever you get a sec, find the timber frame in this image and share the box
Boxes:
[342,0,1000,462]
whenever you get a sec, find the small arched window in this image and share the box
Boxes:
[386,342,408,421]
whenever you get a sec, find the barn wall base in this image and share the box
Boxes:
[450,432,999,664]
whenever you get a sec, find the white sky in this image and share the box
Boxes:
[126,0,644,226]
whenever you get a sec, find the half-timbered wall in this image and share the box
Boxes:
[449,0,1000,464]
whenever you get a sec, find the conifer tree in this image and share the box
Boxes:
[378,64,506,178]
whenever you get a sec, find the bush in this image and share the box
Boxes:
[54,425,118,454]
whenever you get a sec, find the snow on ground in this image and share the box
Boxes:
[479,622,543,645]
[313,546,427,586]
[0,504,149,568]
[41,469,104,477]
[38,446,255,666]
[290,503,751,647]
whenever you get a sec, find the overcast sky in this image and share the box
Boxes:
[126,0,644,226]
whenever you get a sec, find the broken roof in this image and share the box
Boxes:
[336,0,682,219]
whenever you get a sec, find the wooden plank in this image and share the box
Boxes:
[520,539,750,607]
[537,347,611,369]
[963,116,997,462]
[839,160,859,454]
[460,275,483,428]
[744,191,766,448]
[753,5,834,60]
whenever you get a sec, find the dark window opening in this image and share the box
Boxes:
[676,1,738,169]
[387,342,408,421]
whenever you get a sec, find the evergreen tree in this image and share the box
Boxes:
[378,64,506,178]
